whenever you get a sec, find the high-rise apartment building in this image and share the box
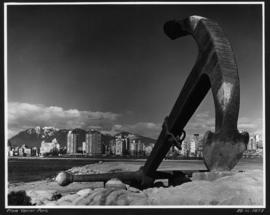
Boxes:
[115,134,125,156]
[129,139,137,156]
[181,140,190,157]
[114,133,131,156]
[85,130,102,156]
[137,140,144,156]
[190,134,200,157]
[247,136,258,151]
[255,134,263,149]
[67,130,79,154]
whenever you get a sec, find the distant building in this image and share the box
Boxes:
[196,140,203,158]
[9,150,14,157]
[24,148,31,157]
[40,141,52,155]
[246,134,263,151]
[17,144,32,157]
[247,136,253,150]
[144,143,155,156]
[82,141,86,154]
[18,146,24,156]
[109,140,116,155]
[8,145,12,157]
[85,130,102,156]
[128,134,146,157]
[255,134,261,143]
[190,134,200,157]
[54,139,60,150]
[8,145,14,157]
[115,134,124,156]
[31,147,39,156]
[181,141,190,157]
[106,133,150,157]
[40,138,60,155]
[104,144,110,155]
[251,136,257,150]
[114,133,131,156]
[67,130,78,154]
[255,134,263,149]
[137,140,145,156]
[13,147,19,156]
[247,136,258,151]
[66,129,86,154]
[18,145,31,156]
[189,139,196,156]
[129,139,137,156]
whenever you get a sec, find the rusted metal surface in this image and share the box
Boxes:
[55,168,204,187]
[56,15,248,188]
[160,15,249,172]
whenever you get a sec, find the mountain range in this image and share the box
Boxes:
[8,126,156,148]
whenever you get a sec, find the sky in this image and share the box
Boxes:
[7,3,263,139]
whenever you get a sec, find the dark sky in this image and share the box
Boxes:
[7,4,263,138]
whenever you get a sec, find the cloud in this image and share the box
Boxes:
[101,122,162,139]
[185,111,215,137]
[102,111,214,139]
[7,102,165,139]
[103,112,262,140]
[185,111,263,138]
[123,122,162,138]
[7,102,120,138]
[195,111,210,119]
[238,117,263,135]
[101,112,263,140]
[7,102,263,140]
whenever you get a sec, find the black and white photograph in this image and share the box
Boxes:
[4,1,266,210]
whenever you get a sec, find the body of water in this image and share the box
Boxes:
[8,158,102,183]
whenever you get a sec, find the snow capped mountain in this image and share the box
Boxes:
[8,127,156,148]
[25,126,59,136]
[43,126,60,137]
[9,127,69,148]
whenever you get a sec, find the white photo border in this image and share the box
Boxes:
[4,1,266,209]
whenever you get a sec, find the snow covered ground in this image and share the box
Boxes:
[8,159,264,206]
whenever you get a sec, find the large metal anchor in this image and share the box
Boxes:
[56,15,249,189]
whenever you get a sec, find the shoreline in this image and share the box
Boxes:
[7,156,204,162]
[8,156,262,162]
[8,156,146,161]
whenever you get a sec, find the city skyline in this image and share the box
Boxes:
[8,127,263,158]
[7,4,263,139]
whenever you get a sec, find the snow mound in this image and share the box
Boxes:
[144,169,263,205]
[48,169,263,206]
